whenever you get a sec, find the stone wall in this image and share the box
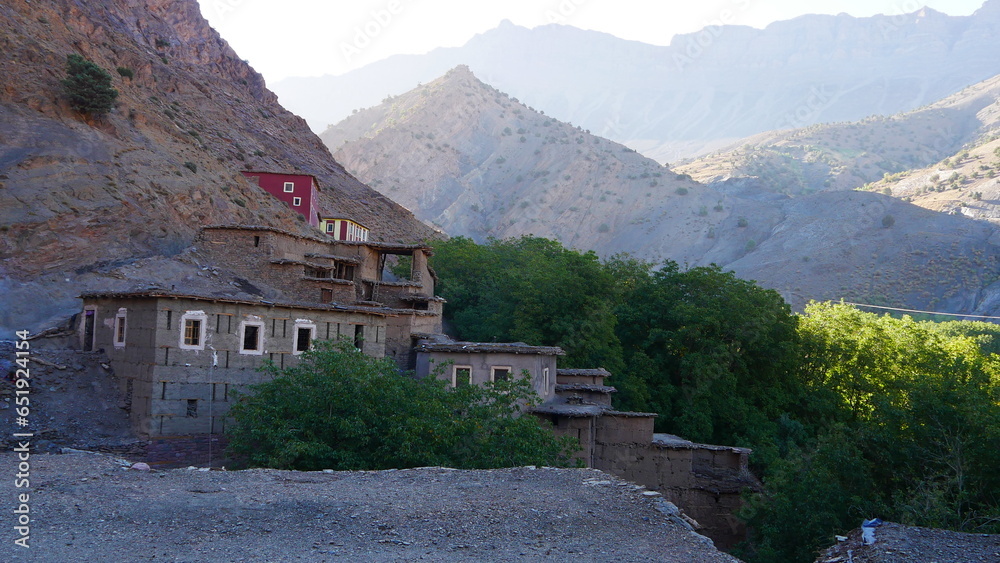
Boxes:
[146,435,230,468]
[83,295,390,437]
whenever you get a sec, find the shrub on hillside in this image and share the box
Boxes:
[61,54,118,116]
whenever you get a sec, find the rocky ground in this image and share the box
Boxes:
[816,521,1000,563]
[0,453,740,562]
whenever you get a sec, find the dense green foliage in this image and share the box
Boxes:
[432,236,623,371]
[430,236,1000,563]
[61,54,118,116]
[226,340,578,471]
[740,303,1000,562]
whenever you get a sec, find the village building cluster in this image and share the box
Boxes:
[77,172,755,548]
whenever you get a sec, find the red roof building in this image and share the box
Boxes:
[242,171,321,227]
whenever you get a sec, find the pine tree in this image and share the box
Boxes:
[61,54,118,116]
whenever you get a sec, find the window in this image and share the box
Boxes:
[113,308,127,347]
[292,197,302,207]
[186,399,198,418]
[283,181,294,193]
[320,288,333,304]
[179,312,207,350]
[294,322,316,355]
[82,307,96,352]
[239,321,264,355]
[491,366,512,383]
[326,223,335,233]
[543,367,550,391]
[453,365,472,388]
[354,325,364,350]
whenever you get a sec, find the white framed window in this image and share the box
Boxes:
[113,307,127,348]
[179,311,208,350]
[326,223,335,233]
[453,365,472,388]
[491,366,512,383]
[542,367,550,391]
[283,181,295,193]
[238,319,265,355]
[292,197,302,207]
[293,321,316,355]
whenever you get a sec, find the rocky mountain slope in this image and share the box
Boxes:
[278,2,1000,162]
[677,73,1000,197]
[326,66,711,262]
[0,0,434,336]
[325,67,1000,315]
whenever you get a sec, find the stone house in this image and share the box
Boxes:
[79,291,390,438]
[413,336,563,401]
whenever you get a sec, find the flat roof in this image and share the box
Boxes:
[652,433,751,454]
[79,290,397,317]
[416,341,565,356]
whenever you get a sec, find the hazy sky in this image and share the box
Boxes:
[197,0,987,82]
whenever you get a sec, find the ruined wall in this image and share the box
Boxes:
[589,418,752,550]
[83,297,159,437]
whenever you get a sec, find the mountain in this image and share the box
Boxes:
[676,73,1000,196]
[277,2,1000,162]
[325,66,714,263]
[325,66,1000,315]
[0,0,434,335]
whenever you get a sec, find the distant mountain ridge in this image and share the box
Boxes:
[278,1,1000,162]
[326,66,1000,316]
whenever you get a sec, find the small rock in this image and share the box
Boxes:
[130,462,151,471]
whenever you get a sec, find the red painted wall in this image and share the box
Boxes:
[242,172,320,226]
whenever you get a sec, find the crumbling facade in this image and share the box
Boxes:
[534,368,757,550]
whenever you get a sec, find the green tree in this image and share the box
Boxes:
[431,236,624,372]
[226,340,577,471]
[61,54,118,116]
[741,302,1000,563]
[614,262,803,462]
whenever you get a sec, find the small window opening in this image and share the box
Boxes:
[320,288,333,304]
[186,399,198,418]
[354,325,364,349]
[454,366,472,388]
[283,181,295,193]
[183,319,202,347]
[295,327,312,353]
[491,367,511,383]
[242,324,260,351]
[253,235,260,247]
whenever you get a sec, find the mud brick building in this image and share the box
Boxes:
[534,367,757,550]
[78,223,755,548]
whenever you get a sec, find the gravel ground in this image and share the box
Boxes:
[0,453,741,562]
[816,521,1000,563]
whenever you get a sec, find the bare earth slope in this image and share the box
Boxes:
[0,0,434,336]
[325,67,1000,314]
[0,454,740,562]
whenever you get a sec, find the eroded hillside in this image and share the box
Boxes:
[677,74,1000,197]
[0,0,434,335]
[324,67,1000,314]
